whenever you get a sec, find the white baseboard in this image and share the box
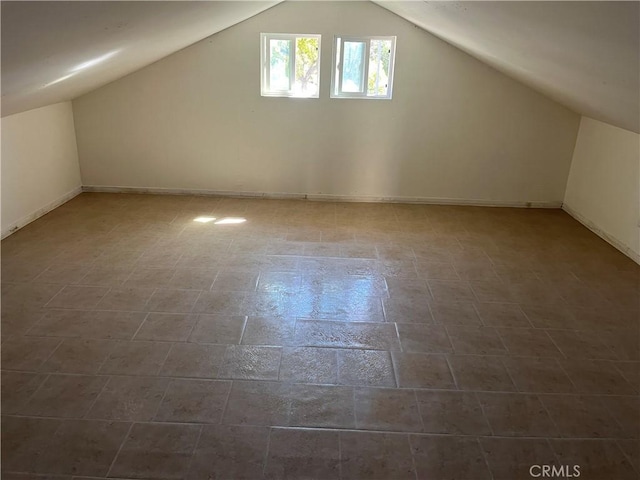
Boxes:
[562,203,640,265]
[1,186,83,240]
[82,185,562,208]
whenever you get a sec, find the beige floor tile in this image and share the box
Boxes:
[520,303,578,329]
[100,340,171,376]
[188,314,246,344]
[258,271,302,294]
[95,287,155,311]
[1,416,62,473]
[430,301,482,326]
[337,349,396,387]
[34,264,91,285]
[264,428,340,479]
[502,357,575,393]
[160,343,226,378]
[211,269,260,292]
[293,319,401,350]
[218,345,282,380]
[289,384,355,428]
[23,374,108,418]
[546,329,618,360]
[1,371,48,414]
[41,339,115,374]
[446,325,508,355]
[43,419,131,476]
[549,439,637,480]
[416,390,491,435]
[385,277,429,297]
[428,280,477,303]
[123,267,176,289]
[540,394,625,438]
[339,431,415,480]
[3,194,640,478]
[87,375,168,421]
[410,435,492,480]
[222,380,290,426]
[155,378,231,423]
[415,261,460,280]
[241,316,296,346]
[354,387,422,432]
[46,285,109,309]
[469,279,514,302]
[448,355,516,391]
[26,309,92,337]
[498,328,563,357]
[480,437,557,480]
[474,302,531,327]
[146,289,201,313]
[614,361,640,387]
[3,284,64,310]
[396,324,453,353]
[134,312,198,341]
[392,352,456,389]
[382,294,433,323]
[192,290,245,315]
[187,425,269,480]
[2,336,63,371]
[477,392,559,437]
[597,395,640,439]
[109,423,201,479]
[2,416,130,476]
[560,359,637,395]
[167,268,217,290]
[2,307,48,336]
[617,439,640,473]
[77,265,135,287]
[279,346,339,384]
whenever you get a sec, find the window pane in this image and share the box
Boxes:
[269,39,291,91]
[294,37,319,96]
[341,41,365,93]
[367,39,392,96]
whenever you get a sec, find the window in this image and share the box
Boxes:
[261,33,321,98]
[331,36,396,99]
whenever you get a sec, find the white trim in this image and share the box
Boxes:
[82,185,561,208]
[1,186,82,239]
[562,203,640,265]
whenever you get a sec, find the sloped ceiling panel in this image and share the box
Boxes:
[1,1,281,117]
[375,1,640,133]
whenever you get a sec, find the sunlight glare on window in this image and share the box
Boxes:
[269,39,291,91]
[341,41,366,93]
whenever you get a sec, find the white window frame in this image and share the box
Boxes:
[261,33,322,98]
[331,35,396,100]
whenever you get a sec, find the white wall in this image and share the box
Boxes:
[564,116,640,263]
[73,1,580,206]
[1,102,82,237]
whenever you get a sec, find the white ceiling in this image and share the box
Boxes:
[1,1,280,117]
[2,1,639,133]
[375,1,640,133]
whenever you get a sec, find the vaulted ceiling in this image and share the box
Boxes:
[1,1,280,117]
[2,1,639,133]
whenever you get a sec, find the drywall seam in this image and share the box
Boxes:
[82,185,562,208]
[562,202,640,265]
[1,186,82,239]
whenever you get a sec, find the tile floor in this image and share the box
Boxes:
[1,193,638,480]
